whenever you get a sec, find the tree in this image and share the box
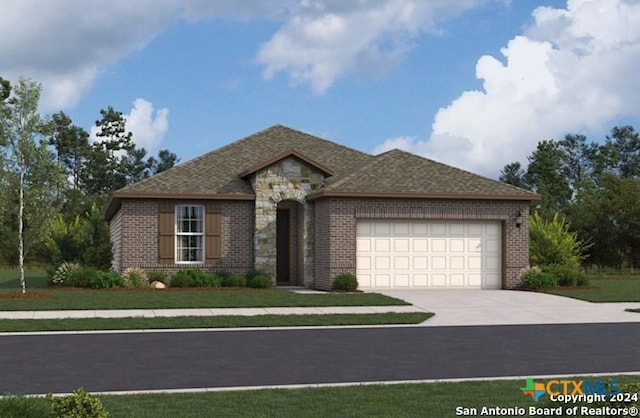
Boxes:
[0,77,63,292]
[524,140,572,216]
[150,149,179,174]
[499,161,528,189]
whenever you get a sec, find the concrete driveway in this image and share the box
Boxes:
[375,289,640,326]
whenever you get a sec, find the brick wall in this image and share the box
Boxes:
[313,197,530,290]
[114,199,254,274]
[109,209,122,272]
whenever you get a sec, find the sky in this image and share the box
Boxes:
[2,0,640,178]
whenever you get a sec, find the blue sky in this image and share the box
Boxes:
[2,0,639,177]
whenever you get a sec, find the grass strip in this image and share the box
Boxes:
[546,278,640,302]
[3,375,637,418]
[0,312,432,332]
[0,288,409,311]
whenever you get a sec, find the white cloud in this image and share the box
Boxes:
[90,99,169,155]
[256,0,492,94]
[376,0,640,177]
[0,0,288,110]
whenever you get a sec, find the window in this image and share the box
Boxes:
[176,205,204,263]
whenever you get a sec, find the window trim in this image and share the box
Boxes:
[174,205,205,264]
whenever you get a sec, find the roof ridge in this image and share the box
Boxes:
[324,149,396,190]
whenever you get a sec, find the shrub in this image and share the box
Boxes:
[332,273,358,291]
[215,270,233,281]
[222,275,247,287]
[542,264,588,287]
[202,273,222,288]
[64,266,99,288]
[123,267,148,288]
[50,262,81,286]
[529,212,591,269]
[147,270,171,284]
[91,271,124,289]
[170,268,222,287]
[0,394,51,418]
[49,387,109,418]
[248,273,271,288]
[521,266,559,289]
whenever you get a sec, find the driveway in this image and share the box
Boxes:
[374,289,640,326]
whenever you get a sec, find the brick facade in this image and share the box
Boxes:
[111,196,529,290]
[114,199,254,274]
[313,197,530,290]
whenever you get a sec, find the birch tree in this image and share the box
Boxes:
[0,77,62,292]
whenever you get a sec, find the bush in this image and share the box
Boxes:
[215,270,233,281]
[202,273,222,287]
[64,266,99,288]
[222,275,247,287]
[542,264,589,287]
[332,273,358,291]
[0,394,51,418]
[248,273,271,288]
[49,387,109,418]
[92,270,124,289]
[521,266,559,289]
[123,267,148,288]
[170,268,222,287]
[147,270,171,284]
[529,212,591,269]
[49,262,81,286]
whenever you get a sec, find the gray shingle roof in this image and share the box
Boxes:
[107,125,538,219]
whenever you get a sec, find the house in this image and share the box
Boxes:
[106,125,539,290]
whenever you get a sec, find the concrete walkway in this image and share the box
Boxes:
[0,289,637,326]
[375,289,640,326]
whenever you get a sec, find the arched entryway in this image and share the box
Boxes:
[276,200,304,285]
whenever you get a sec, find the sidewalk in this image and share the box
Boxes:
[0,305,425,320]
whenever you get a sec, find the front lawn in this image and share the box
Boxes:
[2,375,637,418]
[0,269,408,310]
[0,312,432,332]
[546,277,640,302]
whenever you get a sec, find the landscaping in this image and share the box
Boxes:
[545,275,640,303]
[0,312,432,332]
[1,376,637,418]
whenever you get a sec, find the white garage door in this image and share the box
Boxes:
[356,220,502,289]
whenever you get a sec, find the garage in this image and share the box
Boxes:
[356,220,502,289]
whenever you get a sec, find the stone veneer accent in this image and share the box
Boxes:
[113,199,254,274]
[249,157,325,285]
[313,197,530,291]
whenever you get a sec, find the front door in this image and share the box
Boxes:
[276,208,290,284]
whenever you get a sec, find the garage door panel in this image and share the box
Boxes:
[375,274,390,287]
[450,273,465,287]
[413,239,428,252]
[394,239,409,252]
[432,256,447,270]
[431,273,446,287]
[356,238,371,252]
[356,220,502,289]
[394,274,410,287]
[432,239,446,252]
[374,256,390,270]
[413,274,428,287]
[375,239,390,252]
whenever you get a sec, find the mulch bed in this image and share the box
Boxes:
[0,291,53,299]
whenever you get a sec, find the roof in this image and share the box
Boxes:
[106,125,539,219]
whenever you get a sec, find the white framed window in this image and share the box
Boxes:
[175,205,204,263]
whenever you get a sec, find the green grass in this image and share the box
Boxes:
[546,277,640,302]
[0,269,407,311]
[0,312,432,332]
[3,376,637,418]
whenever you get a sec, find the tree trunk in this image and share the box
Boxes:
[19,165,25,294]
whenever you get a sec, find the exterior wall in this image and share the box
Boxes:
[110,209,123,272]
[116,199,254,274]
[250,157,325,283]
[313,198,530,291]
